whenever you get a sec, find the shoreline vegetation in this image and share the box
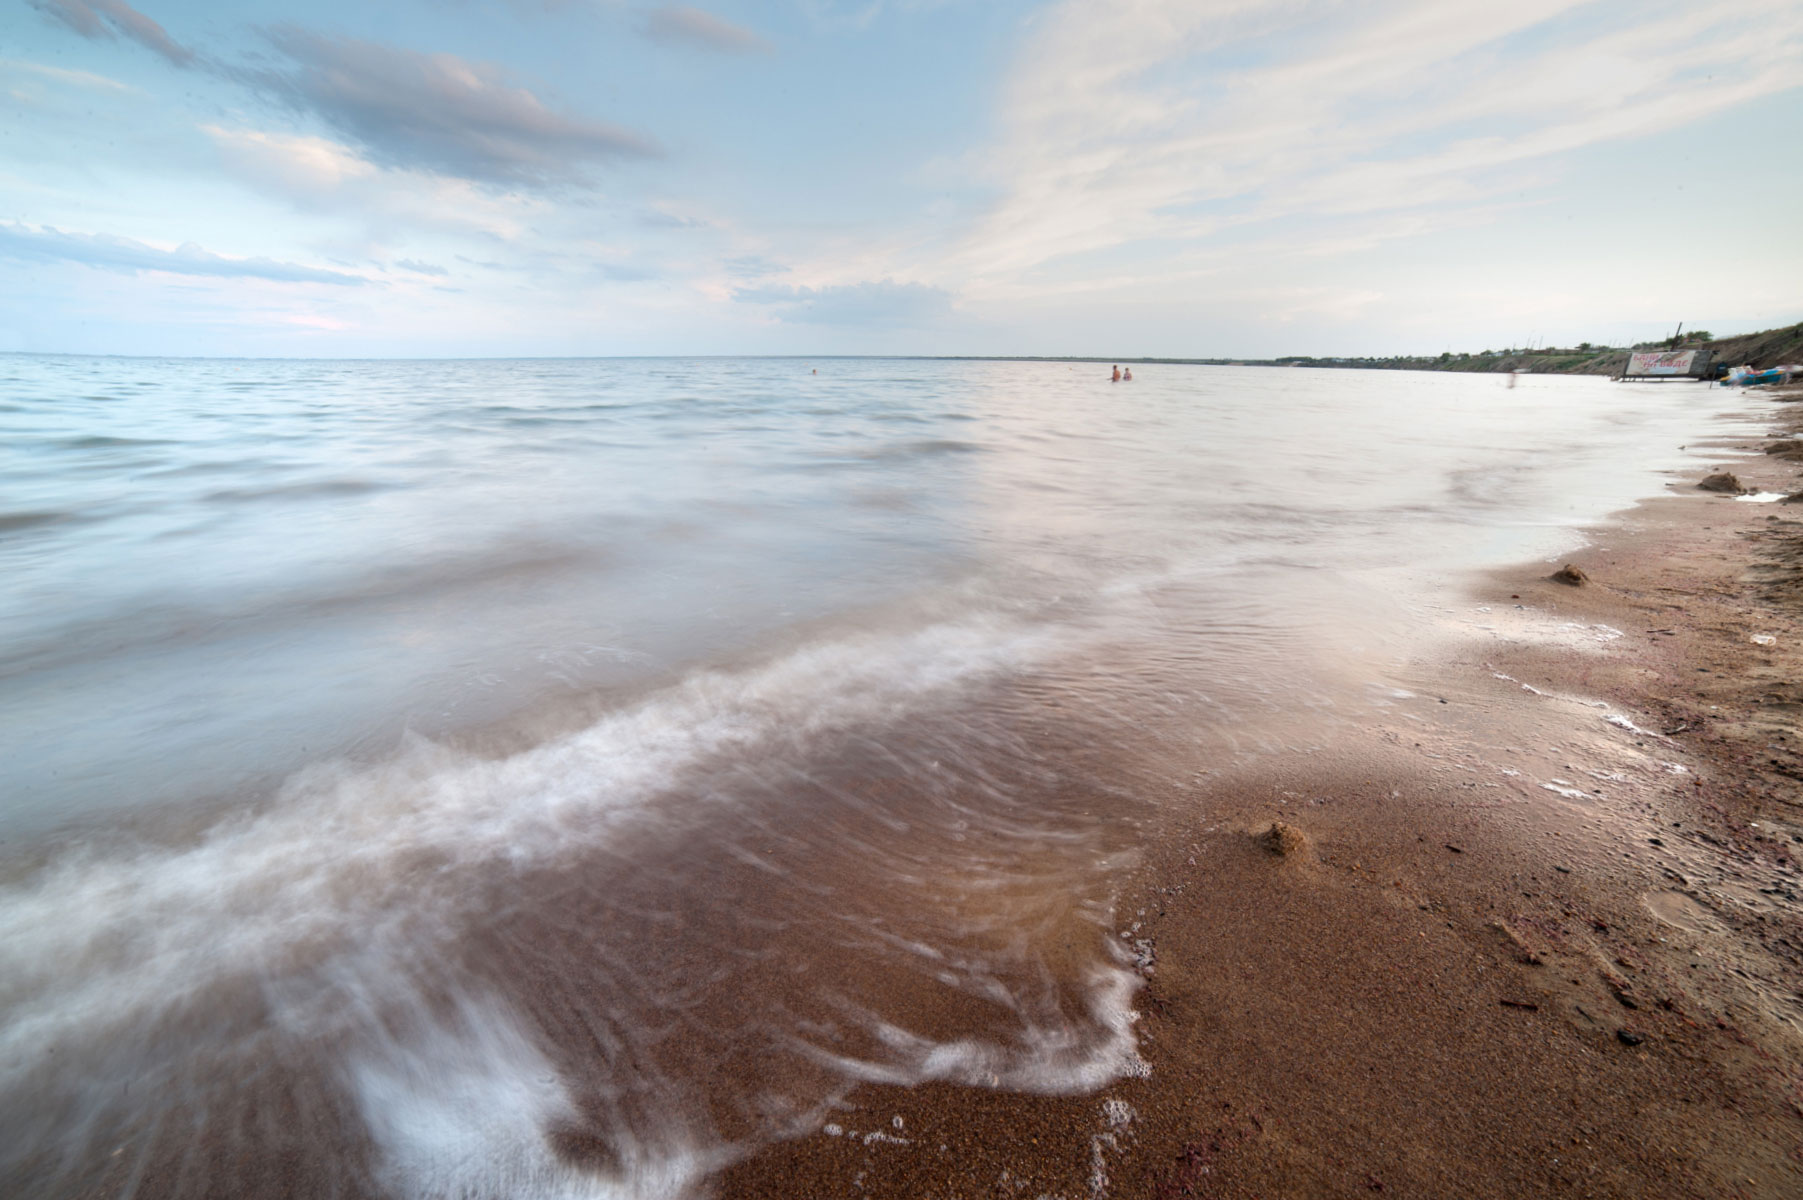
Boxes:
[930,321,1803,376]
[724,383,1803,1197]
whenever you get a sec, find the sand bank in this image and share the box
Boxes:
[721,385,1803,1199]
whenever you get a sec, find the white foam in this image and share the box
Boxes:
[1088,1095,1137,1199]
[790,961,1147,1095]
[1735,492,1789,503]
[0,617,1052,1077]
[859,1130,911,1147]
[349,996,710,1200]
[1525,621,1626,648]
[1492,671,1547,697]
[1604,713,1661,737]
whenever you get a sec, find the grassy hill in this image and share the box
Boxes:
[1704,324,1803,371]
[1266,321,1803,376]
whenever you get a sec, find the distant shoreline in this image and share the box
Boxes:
[928,319,1803,376]
[5,320,1798,370]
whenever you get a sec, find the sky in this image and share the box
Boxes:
[2,0,1800,358]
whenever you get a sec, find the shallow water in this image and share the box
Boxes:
[0,356,1757,1197]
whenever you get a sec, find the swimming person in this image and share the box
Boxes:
[1112,365,1121,382]
[1122,367,1133,381]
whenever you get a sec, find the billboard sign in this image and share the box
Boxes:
[1625,350,1699,377]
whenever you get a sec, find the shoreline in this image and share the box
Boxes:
[720,385,1803,1198]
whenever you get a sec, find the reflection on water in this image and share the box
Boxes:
[0,356,1756,1197]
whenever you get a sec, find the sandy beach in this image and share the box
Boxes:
[721,383,1803,1200]
[10,2,1802,1194]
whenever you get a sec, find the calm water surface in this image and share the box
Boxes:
[0,356,1754,1197]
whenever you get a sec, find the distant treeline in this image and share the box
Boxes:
[1265,346,1629,375]
[939,322,1803,376]
[1272,322,1803,376]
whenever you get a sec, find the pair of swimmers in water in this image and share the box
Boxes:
[1111,365,1133,382]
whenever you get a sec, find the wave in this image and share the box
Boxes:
[203,478,392,504]
[0,509,82,536]
[54,435,174,450]
[862,438,985,460]
[0,542,591,681]
[0,619,1042,1050]
[347,995,720,1200]
[0,616,1147,1198]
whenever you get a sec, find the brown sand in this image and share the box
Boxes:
[719,385,1803,1199]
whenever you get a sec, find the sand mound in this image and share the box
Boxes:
[1549,563,1589,586]
[1697,472,1746,494]
[1259,820,1308,857]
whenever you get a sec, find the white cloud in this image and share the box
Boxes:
[949,0,1803,290]
[247,27,658,184]
[640,7,773,54]
[733,278,951,324]
[206,126,378,199]
[203,125,550,242]
[0,58,134,91]
[0,221,365,284]
[199,123,684,305]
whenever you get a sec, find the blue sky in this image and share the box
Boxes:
[3,0,1800,357]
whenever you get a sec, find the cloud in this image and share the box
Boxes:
[2,58,134,91]
[206,125,378,202]
[795,1,885,33]
[641,6,773,54]
[244,27,658,184]
[0,223,366,285]
[639,208,710,229]
[30,5,654,187]
[954,0,1803,287]
[724,254,781,278]
[203,125,546,241]
[595,261,657,282]
[202,127,660,290]
[734,279,950,324]
[29,0,194,67]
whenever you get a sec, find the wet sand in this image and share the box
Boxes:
[721,385,1803,1199]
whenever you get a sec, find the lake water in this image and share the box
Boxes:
[0,356,1753,1197]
